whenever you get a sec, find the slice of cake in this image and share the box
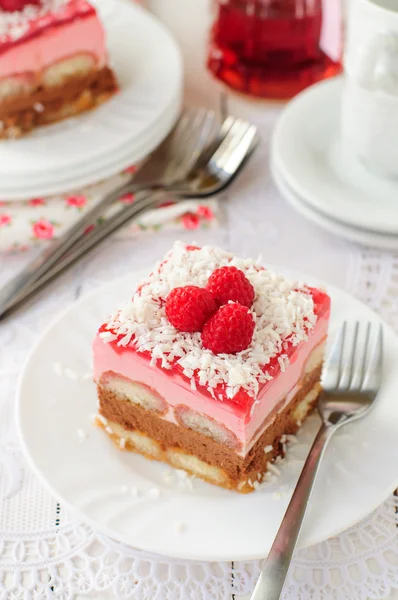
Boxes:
[0,0,118,138]
[93,243,330,493]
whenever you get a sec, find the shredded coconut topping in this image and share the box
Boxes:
[103,242,317,401]
[0,0,86,43]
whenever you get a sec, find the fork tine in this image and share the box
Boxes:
[350,321,371,391]
[190,116,237,173]
[182,109,217,175]
[165,108,213,179]
[339,321,359,389]
[212,121,258,176]
[361,324,383,393]
[321,321,346,390]
[209,119,248,170]
[164,108,205,176]
[219,124,258,176]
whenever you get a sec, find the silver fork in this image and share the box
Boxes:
[1,118,258,318]
[251,321,384,600]
[0,107,216,318]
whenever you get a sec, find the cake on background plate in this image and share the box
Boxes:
[0,0,118,138]
[93,243,330,493]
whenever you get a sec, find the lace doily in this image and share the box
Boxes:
[1,241,398,600]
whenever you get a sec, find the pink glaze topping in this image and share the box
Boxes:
[0,0,106,80]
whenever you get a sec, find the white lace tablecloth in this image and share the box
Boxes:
[2,2,398,598]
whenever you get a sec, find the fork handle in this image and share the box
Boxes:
[0,190,167,317]
[251,422,334,600]
[0,177,162,318]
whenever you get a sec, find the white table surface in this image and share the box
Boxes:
[1,1,398,598]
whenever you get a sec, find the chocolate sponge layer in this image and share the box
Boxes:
[97,364,322,493]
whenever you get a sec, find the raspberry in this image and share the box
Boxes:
[207,266,255,308]
[201,303,255,354]
[0,0,40,10]
[165,286,216,332]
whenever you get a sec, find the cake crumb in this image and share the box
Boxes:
[33,102,44,113]
[119,438,126,449]
[161,469,174,483]
[97,414,108,426]
[263,445,273,453]
[267,463,281,477]
[286,434,298,445]
[77,428,87,442]
[64,367,78,380]
[53,362,63,376]
[296,419,302,428]
[174,521,186,533]
[81,372,93,381]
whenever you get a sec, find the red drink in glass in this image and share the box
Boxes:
[207,0,343,99]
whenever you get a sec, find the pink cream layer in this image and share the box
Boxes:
[0,13,106,81]
[93,314,328,455]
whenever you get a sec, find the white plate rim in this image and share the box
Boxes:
[16,270,398,561]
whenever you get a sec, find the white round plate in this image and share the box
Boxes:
[272,162,398,251]
[272,77,398,235]
[0,96,180,199]
[17,271,398,561]
[0,0,182,198]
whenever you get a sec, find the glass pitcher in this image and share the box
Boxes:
[207,0,343,99]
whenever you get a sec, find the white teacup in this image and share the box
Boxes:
[341,0,398,178]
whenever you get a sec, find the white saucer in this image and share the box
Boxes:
[272,77,398,235]
[272,161,398,250]
[0,0,182,200]
[17,270,398,561]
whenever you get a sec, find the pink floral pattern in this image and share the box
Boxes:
[123,165,137,174]
[32,219,55,240]
[119,192,135,205]
[197,205,214,220]
[182,213,200,230]
[0,169,218,253]
[29,198,46,207]
[66,195,87,208]
[0,214,11,227]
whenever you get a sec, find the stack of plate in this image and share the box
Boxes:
[271,77,398,250]
[0,0,182,200]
